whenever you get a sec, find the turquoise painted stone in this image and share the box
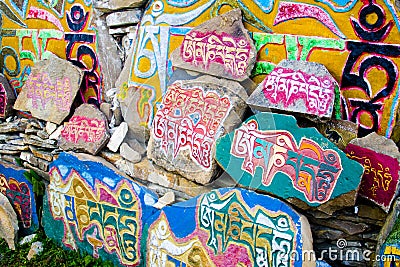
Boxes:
[215,112,364,212]
[143,188,314,267]
[42,152,158,267]
[0,161,39,235]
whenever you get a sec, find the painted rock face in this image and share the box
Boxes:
[215,112,364,214]
[43,152,159,267]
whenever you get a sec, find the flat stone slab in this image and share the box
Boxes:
[13,54,83,124]
[43,152,158,266]
[143,188,314,267]
[106,9,142,27]
[0,161,39,235]
[171,9,256,82]
[147,75,247,184]
[0,74,16,118]
[215,112,364,214]
[59,104,110,155]
[344,133,400,212]
[247,60,338,119]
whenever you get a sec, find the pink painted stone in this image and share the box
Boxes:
[59,104,110,155]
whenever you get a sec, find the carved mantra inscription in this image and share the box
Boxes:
[61,116,106,143]
[153,82,231,169]
[231,119,342,203]
[25,73,72,111]
[181,30,251,78]
[263,67,335,116]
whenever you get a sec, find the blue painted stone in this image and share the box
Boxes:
[143,187,314,267]
[215,112,364,212]
[0,161,39,235]
[42,152,158,266]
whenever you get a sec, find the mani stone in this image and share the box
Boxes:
[171,9,256,82]
[13,54,83,124]
[317,119,358,150]
[0,161,39,234]
[143,188,315,267]
[247,60,338,120]
[42,152,158,266]
[344,133,400,212]
[0,193,18,250]
[215,112,364,214]
[0,74,16,118]
[59,104,110,155]
[147,75,248,184]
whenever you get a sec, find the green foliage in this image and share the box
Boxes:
[23,170,45,197]
[0,230,114,267]
[386,217,400,244]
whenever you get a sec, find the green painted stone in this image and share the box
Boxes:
[215,112,364,213]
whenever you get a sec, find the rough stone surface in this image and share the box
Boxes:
[317,119,358,150]
[49,125,64,140]
[106,9,142,27]
[215,112,364,213]
[45,122,57,135]
[0,161,39,234]
[94,0,147,11]
[27,241,43,260]
[147,75,247,184]
[171,9,256,82]
[29,146,53,162]
[120,142,142,163]
[0,74,16,118]
[43,152,158,266]
[13,54,83,124]
[247,60,338,120]
[345,133,400,212]
[107,122,128,152]
[152,191,175,209]
[0,119,27,133]
[375,199,400,266]
[59,104,110,155]
[100,102,113,122]
[0,193,18,250]
[143,188,315,267]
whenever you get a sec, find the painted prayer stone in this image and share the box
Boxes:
[0,161,39,235]
[13,54,83,124]
[171,9,256,82]
[59,104,110,155]
[215,112,364,213]
[42,152,158,266]
[143,188,314,267]
[0,74,16,119]
[147,75,248,184]
[345,133,400,212]
[247,60,338,119]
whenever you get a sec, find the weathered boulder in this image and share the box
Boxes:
[43,152,158,266]
[345,133,400,212]
[171,9,256,82]
[59,104,110,155]
[247,60,338,120]
[0,74,16,118]
[13,54,83,124]
[143,188,315,267]
[147,75,247,184]
[215,112,364,214]
[317,119,358,150]
[0,193,18,250]
[0,161,39,234]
